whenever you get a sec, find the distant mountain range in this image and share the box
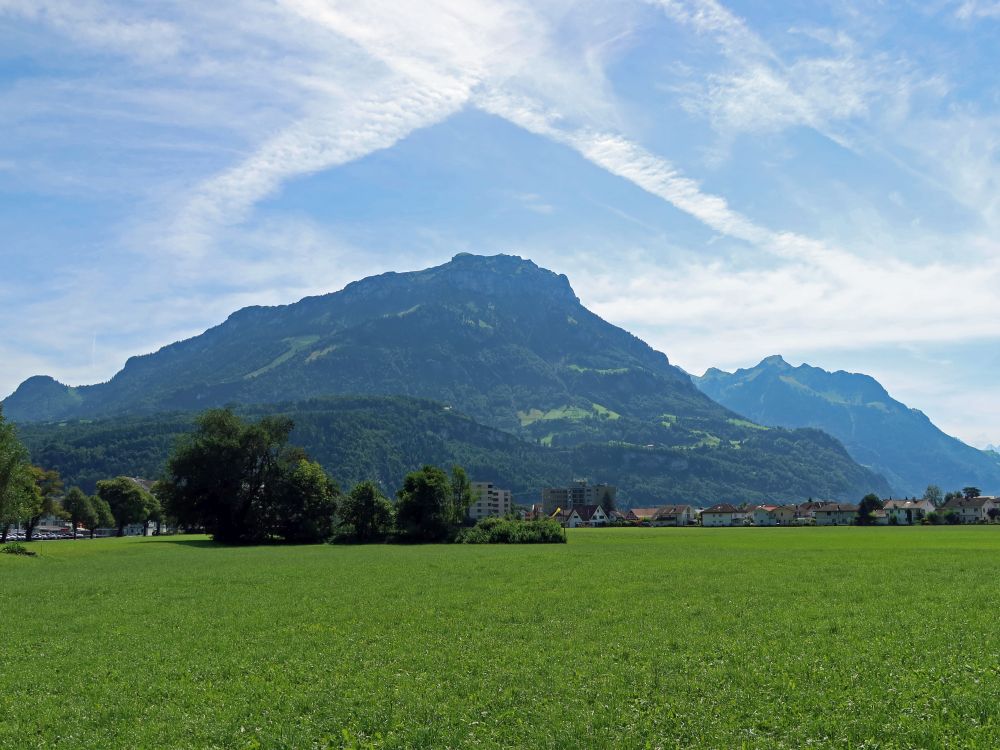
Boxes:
[4,254,889,503]
[695,355,1000,497]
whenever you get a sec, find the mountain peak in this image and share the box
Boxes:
[758,354,790,369]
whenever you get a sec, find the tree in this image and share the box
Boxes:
[162,409,336,544]
[987,507,999,522]
[340,480,394,542]
[0,408,33,542]
[89,497,115,539]
[275,459,339,543]
[23,467,64,541]
[96,477,153,537]
[395,464,469,541]
[962,486,982,500]
[857,493,883,525]
[922,485,943,508]
[62,487,97,538]
[449,466,473,526]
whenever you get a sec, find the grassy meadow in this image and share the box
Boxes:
[1,527,998,749]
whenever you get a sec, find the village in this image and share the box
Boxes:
[469,479,1000,528]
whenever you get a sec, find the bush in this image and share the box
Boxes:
[458,517,566,544]
[2,543,36,556]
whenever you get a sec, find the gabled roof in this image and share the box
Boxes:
[655,504,693,517]
[703,503,742,514]
[573,504,606,521]
[883,499,933,510]
[629,507,660,519]
[943,496,996,509]
[813,503,859,512]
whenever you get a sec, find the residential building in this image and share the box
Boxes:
[882,499,935,525]
[468,481,513,522]
[700,504,748,527]
[542,480,616,514]
[813,503,859,526]
[653,505,695,526]
[564,505,609,528]
[627,507,660,524]
[750,505,797,526]
[942,496,998,524]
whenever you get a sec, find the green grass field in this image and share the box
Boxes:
[2,528,998,749]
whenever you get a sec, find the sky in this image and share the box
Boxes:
[1,0,999,447]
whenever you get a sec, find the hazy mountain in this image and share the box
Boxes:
[5,254,889,501]
[695,355,1000,496]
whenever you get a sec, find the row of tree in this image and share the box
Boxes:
[154,408,475,543]
[2,405,487,545]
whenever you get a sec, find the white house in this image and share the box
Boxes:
[700,504,747,527]
[653,505,695,527]
[882,499,935,525]
[813,503,858,526]
[565,505,609,528]
[942,496,998,524]
[751,505,797,526]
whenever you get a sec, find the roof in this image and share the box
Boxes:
[813,503,859,513]
[702,503,743,514]
[883,499,932,510]
[943,496,997,509]
[629,507,660,519]
[573,505,606,521]
[655,504,693,517]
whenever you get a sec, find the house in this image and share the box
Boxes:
[882,499,935,525]
[700,504,748,527]
[942,496,998,524]
[653,505,695,527]
[751,505,796,526]
[627,507,660,524]
[542,480,617,514]
[564,505,609,528]
[467,481,513,522]
[813,503,859,526]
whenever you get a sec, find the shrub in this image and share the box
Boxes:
[458,517,565,544]
[2,542,36,556]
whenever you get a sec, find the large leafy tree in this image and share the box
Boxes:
[396,465,472,541]
[962,486,982,500]
[922,485,943,507]
[96,477,153,537]
[89,496,115,539]
[275,459,339,543]
[23,467,65,541]
[162,409,337,544]
[62,487,98,538]
[340,480,394,542]
[0,407,33,542]
[856,493,883,525]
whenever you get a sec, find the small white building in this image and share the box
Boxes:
[813,503,858,526]
[468,481,513,522]
[750,505,797,526]
[565,505,609,528]
[700,504,748,527]
[942,496,998,524]
[882,499,935,525]
[653,505,695,527]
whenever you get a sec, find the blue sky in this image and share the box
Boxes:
[2,0,999,447]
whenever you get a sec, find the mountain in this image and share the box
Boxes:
[987,444,999,455]
[16,396,886,506]
[695,355,1000,496]
[5,254,889,501]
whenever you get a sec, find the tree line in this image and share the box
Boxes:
[3,406,560,545]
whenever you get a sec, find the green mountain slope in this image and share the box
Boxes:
[695,355,1000,496]
[4,254,890,501]
[16,396,888,505]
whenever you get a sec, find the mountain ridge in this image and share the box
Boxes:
[4,253,890,501]
[695,355,1000,496]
